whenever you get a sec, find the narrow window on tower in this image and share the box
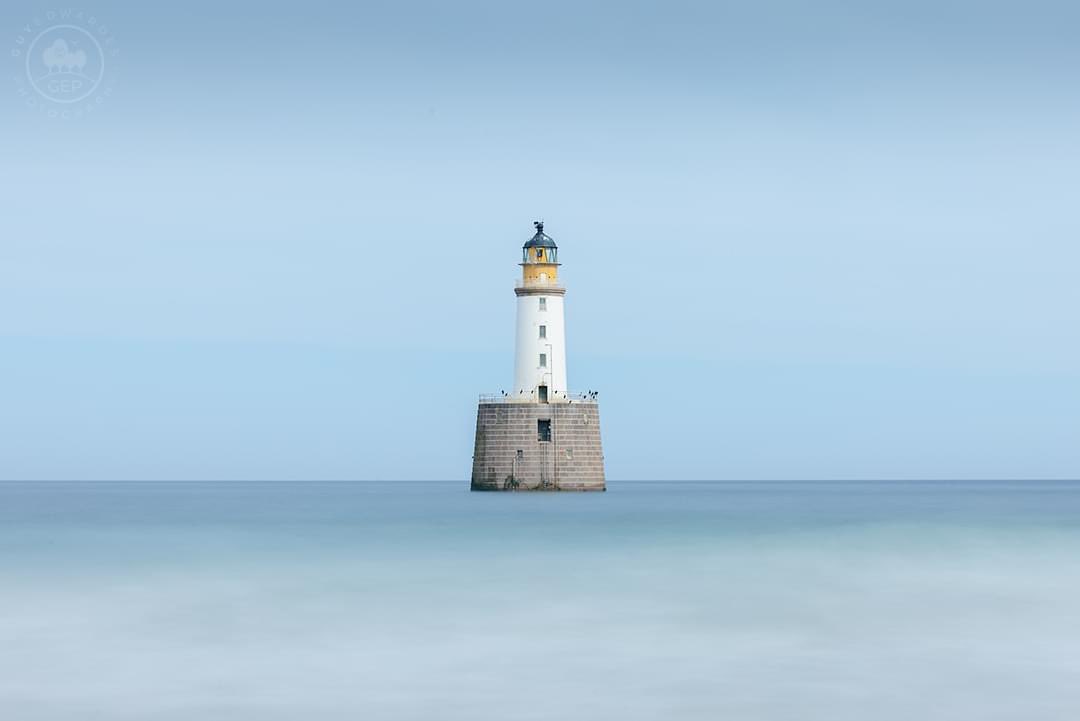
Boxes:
[538,297,547,311]
[538,325,546,339]
[537,419,552,442]
[539,353,547,368]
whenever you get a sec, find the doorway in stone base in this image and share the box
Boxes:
[538,385,548,403]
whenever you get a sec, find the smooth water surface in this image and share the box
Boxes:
[2,481,1079,720]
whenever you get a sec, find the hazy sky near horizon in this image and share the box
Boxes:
[2,0,1078,480]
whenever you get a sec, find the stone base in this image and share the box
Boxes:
[470,402,605,491]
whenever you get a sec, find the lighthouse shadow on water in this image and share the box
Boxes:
[470,222,606,491]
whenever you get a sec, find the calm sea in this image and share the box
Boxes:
[2,481,1079,720]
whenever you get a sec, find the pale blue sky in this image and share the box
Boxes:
[1,0,1077,479]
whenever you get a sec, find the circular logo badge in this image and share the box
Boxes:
[12,10,118,118]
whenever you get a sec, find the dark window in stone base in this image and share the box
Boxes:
[537,419,552,442]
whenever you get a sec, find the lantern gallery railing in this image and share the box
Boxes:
[478,391,598,404]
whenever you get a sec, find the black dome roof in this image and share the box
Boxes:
[523,221,557,249]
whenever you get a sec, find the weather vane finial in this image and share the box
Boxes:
[534,220,544,233]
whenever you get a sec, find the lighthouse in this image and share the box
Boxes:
[470,222,606,491]
[514,222,567,402]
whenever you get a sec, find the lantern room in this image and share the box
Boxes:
[521,221,560,285]
[522,221,559,264]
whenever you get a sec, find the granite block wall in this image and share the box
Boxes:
[470,402,605,491]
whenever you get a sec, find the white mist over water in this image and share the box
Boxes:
[2,482,1079,720]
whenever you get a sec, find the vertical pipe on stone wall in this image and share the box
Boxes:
[539,421,546,490]
[553,404,559,490]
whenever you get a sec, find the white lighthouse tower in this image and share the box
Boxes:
[513,221,568,402]
[471,221,605,491]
